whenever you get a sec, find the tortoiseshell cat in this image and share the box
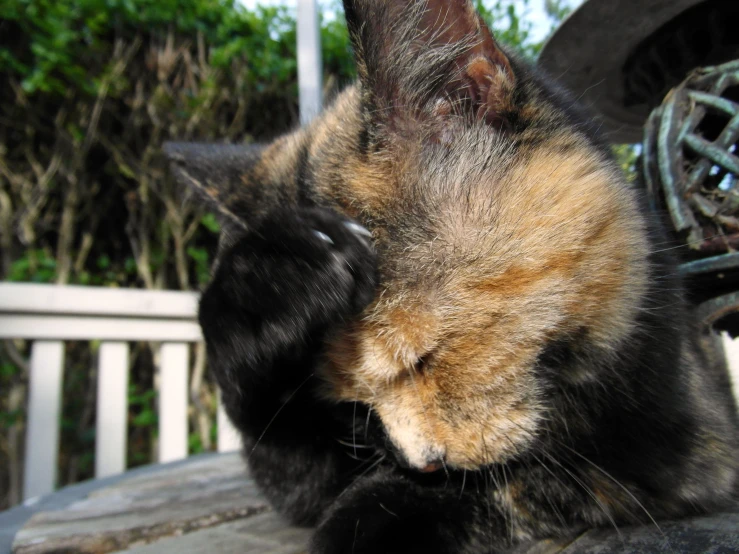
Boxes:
[165,0,738,551]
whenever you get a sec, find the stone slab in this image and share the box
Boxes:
[0,455,220,554]
[11,454,269,554]
[118,512,311,554]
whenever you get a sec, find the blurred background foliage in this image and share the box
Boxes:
[0,0,602,511]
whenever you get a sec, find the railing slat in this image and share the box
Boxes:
[95,342,130,478]
[23,341,65,501]
[158,343,189,463]
[217,391,242,453]
[0,282,198,318]
[0,314,202,342]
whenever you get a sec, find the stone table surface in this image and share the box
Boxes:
[1,453,737,554]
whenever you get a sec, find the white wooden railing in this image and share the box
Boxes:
[0,282,241,501]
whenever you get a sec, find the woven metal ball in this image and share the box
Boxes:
[642,60,739,330]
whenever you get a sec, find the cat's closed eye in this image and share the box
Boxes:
[413,352,434,374]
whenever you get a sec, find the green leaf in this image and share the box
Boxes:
[0,363,21,378]
[189,433,204,454]
[0,409,23,426]
[201,213,220,233]
[97,254,111,269]
[124,257,138,274]
[186,246,208,263]
[132,409,157,427]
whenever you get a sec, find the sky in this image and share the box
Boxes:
[236,0,578,45]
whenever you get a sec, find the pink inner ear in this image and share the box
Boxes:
[464,56,513,128]
[420,0,515,125]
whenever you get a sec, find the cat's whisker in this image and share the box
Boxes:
[332,454,385,507]
[352,400,359,459]
[352,519,360,554]
[335,438,374,449]
[501,463,515,544]
[527,454,569,528]
[548,437,671,548]
[646,232,729,254]
[555,456,654,545]
[482,466,497,549]
[357,451,384,467]
[343,451,377,462]
[497,428,557,544]
[506,420,632,540]
[440,458,451,481]
[353,453,387,481]
[539,451,624,540]
[364,405,372,443]
[570,78,608,109]
[528,451,570,491]
[479,434,511,542]
[245,373,314,463]
[490,464,512,541]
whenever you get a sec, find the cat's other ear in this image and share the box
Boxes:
[343,0,515,132]
[163,142,265,235]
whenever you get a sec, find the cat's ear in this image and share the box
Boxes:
[343,0,515,132]
[163,142,264,235]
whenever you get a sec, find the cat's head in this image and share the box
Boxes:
[167,0,649,472]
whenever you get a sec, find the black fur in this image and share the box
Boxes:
[199,207,378,524]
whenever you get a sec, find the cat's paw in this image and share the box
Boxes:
[201,206,377,336]
[309,475,475,554]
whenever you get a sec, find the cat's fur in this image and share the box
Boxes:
[164,0,739,551]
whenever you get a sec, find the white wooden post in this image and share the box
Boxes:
[297,0,322,124]
[95,342,130,478]
[721,332,739,406]
[158,343,189,463]
[217,391,242,453]
[23,341,65,501]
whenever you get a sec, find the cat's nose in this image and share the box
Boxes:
[419,458,445,473]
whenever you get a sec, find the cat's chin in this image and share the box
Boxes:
[393,442,528,473]
[404,453,520,474]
